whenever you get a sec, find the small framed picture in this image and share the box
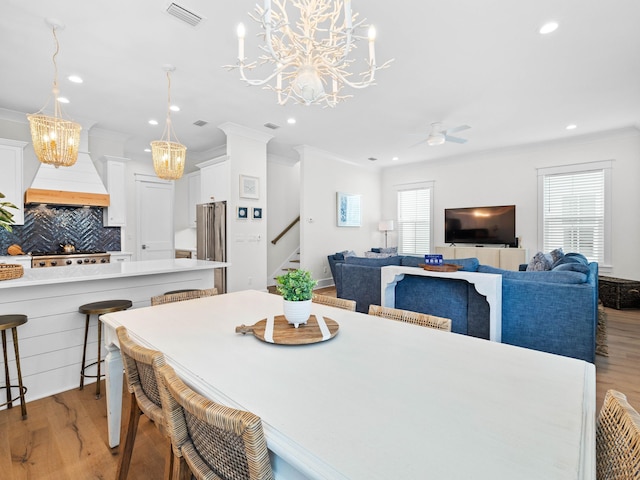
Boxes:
[252,207,263,220]
[239,175,259,199]
[337,192,361,227]
[237,206,248,219]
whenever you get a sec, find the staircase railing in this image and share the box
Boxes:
[271,215,300,245]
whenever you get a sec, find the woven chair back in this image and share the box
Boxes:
[312,294,356,311]
[157,364,274,480]
[597,389,640,479]
[116,326,167,431]
[151,288,218,306]
[368,305,452,332]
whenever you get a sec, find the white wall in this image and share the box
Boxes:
[299,146,382,286]
[381,127,640,279]
[221,123,272,292]
[267,156,300,280]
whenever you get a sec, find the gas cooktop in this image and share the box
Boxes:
[31,250,107,256]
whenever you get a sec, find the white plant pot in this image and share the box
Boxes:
[283,299,312,328]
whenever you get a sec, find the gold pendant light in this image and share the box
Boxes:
[151,65,186,180]
[27,19,81,168]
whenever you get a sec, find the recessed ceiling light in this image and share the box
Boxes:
[539,21,559,35]
[148,119,159,126]
[57,97,70,104]
[170,105,180,112]
[392,156,399,161]
[144,148,151,152]
[287,117,296,125]
[68,75,83,84]
[566,124,577,130]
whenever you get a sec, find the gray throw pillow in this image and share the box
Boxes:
[526,251,552,271]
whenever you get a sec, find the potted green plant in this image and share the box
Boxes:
[0,192,17,232]
[276,269,317,328]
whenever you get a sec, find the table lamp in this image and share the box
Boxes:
[378,220,395,248]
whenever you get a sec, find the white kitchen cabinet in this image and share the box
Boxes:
[101,156,128,226]
[0,138,27,226]
[187,171,200,228]
[109,252,132,262]
[197,156,230,204]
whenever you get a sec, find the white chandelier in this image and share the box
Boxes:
[151,66,186,181]
[227,0,392,107]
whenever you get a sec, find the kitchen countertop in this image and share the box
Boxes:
[0,255,31,262]
[0,258,229,289]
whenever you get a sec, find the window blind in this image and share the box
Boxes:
[542,169,604,263]
[397,187,431,254]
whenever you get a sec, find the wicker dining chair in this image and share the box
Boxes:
[368,305,452,332]
[115,326,173,480]
[312,293,356,311]
[157,363,274,480]
[151,288,218,306]
[596,389,640,479]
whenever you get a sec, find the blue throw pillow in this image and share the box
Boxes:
[552,262,590,275]
[334,252,345,260]
[564,252,589,265]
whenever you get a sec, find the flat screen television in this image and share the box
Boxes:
[445,205,517,246]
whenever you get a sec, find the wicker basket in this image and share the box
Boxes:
[0,264,24,280]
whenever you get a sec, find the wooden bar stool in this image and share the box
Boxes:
[0,314,28,419]
[79,300,132,399]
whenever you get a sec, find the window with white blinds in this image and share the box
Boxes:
[397,183,433,255]
[539,162,611,264]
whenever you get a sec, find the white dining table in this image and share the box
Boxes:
[100,290,595,480]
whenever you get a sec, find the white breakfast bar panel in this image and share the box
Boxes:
[101,290,595,479]
[381,265,503,342]
[0,259,227,404]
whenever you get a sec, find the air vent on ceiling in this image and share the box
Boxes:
[368,157,378,161]
[193,120,208,127]
[263,122,281,130]
[166,3,204,27]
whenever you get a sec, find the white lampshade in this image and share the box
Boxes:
[379,220,395,231]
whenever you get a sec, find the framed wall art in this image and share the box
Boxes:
[337,192,361,227]
[239,175,259,199]
[237,206,248,219]
[252,207,263,219]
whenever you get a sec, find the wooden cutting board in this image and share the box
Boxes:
[235,315,339,345]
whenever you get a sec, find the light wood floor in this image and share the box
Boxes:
[0,302,637,478]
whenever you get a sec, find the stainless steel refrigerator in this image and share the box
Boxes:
[196,201,227,293]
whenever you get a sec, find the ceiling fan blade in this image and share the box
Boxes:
[445,124,471,135]
[444,135,468,144]
[409,138,429,148]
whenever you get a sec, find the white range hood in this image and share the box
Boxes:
[25,126,110,207]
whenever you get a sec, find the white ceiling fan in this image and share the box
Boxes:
[425,122,471,146]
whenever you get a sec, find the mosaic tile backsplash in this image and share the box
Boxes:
[0,205,121,254]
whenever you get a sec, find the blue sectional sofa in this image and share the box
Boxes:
[328,252,598,363]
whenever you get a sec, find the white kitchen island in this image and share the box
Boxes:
[0,258,228,405]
